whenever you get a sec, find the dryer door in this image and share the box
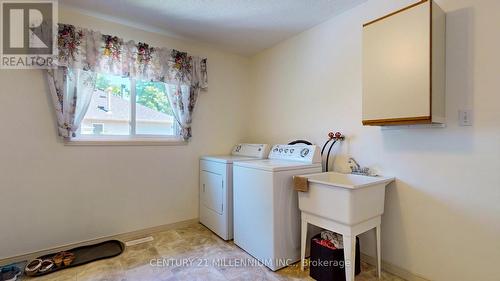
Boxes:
[200,170,224,215]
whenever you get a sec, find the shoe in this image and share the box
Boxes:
[53,252,65,267]
[0,265,21,281]
[62,252,75,266]
[39,260,54,273]
[24,258,54,276]
[24,259,42,276]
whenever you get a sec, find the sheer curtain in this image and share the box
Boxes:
[46,68,96,139]
[164,52,208,140]
[165,84,197,140]
[164,55,208,140]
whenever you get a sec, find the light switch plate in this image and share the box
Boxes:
[459,110,473,126]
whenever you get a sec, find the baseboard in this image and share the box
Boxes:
[361,253,431,281]
[0,218,198,266]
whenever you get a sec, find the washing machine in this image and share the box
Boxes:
[233,144,322,271]
[199,144,270,240]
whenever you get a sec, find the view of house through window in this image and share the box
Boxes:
[79,73,175,137]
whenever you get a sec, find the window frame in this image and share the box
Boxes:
[68,76,184,146]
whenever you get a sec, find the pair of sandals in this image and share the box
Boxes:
[53,252,75,267]
[25,251,75,276]
[0,266,21,281]
[24,259,54,276]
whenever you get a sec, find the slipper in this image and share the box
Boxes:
[62,252,75,266]
[53,252,65,267]
[24,259,42,276]
[24,258,54,276]
[39,260,54,273]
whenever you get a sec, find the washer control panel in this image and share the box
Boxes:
[231,144,270,158]
[268,144,321,163]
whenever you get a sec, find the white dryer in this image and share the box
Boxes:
[233,144,322,271]
[200,144,269,240]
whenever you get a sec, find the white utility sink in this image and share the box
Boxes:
[298,172,394,225]
[298,172,394,281]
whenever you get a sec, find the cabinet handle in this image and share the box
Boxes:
[203,184,205,192]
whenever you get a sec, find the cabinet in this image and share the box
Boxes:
[362,0,445,126]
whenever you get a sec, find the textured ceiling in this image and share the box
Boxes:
[60,0,367,56]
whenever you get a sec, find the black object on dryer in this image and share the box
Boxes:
[288,140,312,145]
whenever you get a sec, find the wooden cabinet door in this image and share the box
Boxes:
[363,1,431,125]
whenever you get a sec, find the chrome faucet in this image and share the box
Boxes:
[348,157,370,176]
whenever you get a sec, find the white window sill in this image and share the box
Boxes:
[65,137,187,146]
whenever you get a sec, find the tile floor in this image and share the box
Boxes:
[24,223,405,281]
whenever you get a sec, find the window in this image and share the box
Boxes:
[77,73,178,141]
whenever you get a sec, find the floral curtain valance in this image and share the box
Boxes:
[57,24,208,88]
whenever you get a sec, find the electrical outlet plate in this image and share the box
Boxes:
[459,110,473,126]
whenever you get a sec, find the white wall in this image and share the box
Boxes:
[2,2,500,280]
[0,8,251,259]
[249,0,500,280]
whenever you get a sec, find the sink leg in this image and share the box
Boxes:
[343,235,356,281]
[376,226,381,279]
[300,219,308,271]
